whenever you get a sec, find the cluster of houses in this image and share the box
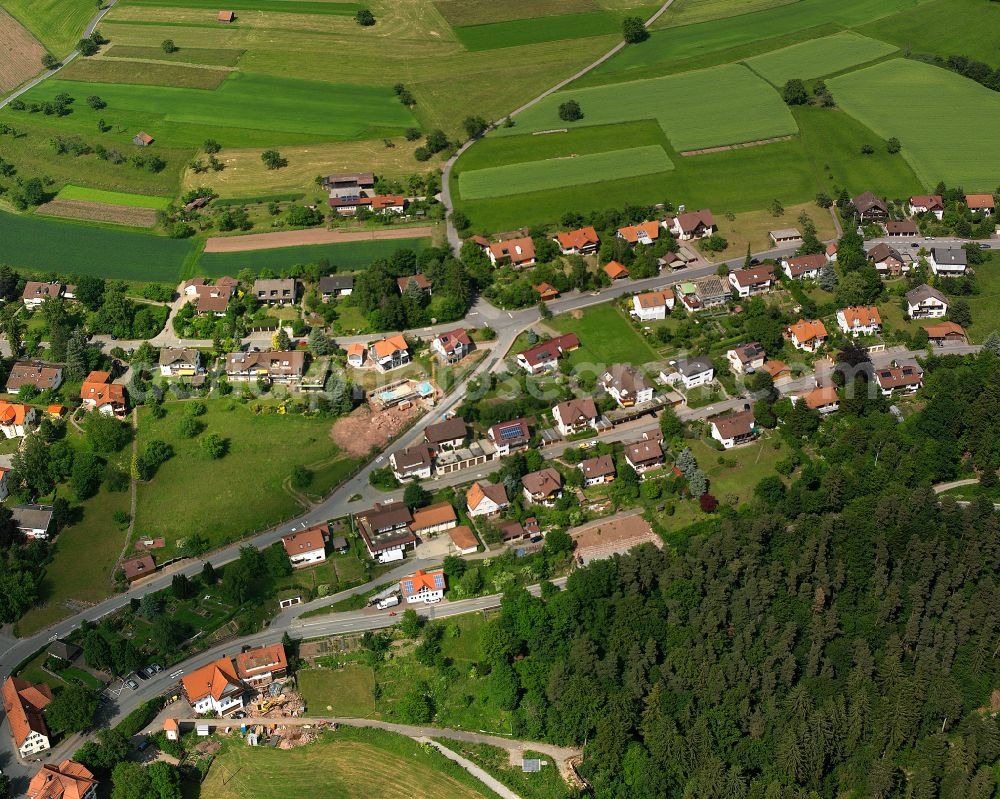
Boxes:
[322,171,407,217]
[179,642,288,716]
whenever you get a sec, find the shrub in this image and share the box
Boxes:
[622,16,648,43]
[558,100,583,122]
[355,8,375,25]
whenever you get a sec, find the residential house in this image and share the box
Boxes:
[966,193,995,216]
[319,275,353,301]
[669,209,716,240]
[728,265,774,297]
[27,760,98,799]
[158,348,202,378]
[225,351,305,384]
[322,172,374,199]
[2,677,52,757]
[522,468,563,507]
[22,281,63,309]
[617,221,660,246]
[867,243,907,276]
[5,361,63,394]
[579,454,616,486]
[885,219,919,237]
[552,396,598,437]
[797,384,840,414]
[875,364,923,395]
[624,439,663,475]
[390,443,434,480]
[674,275,728,312]
[121,554,156,583]
[631,290,674,321]
[328,195,374,215]
[554,226,599,255]
[928,246,967,277]
[411,502,458,537]
[662,357,714,390]
[487,237,536,268]
[372,194,406,214]
[603,261,629,281]
[837,306,882,337]
[400,569,446,604]
[908,195,944,219]
[727,342,766,374]
[906,285,948,319]
[252,278,298,305]
[369,335,410,371]
[281,524,327,567]
[192,279,236,316]
[769,228,802,247]
[449,525,479,555]
[424,418,467,450]
[827,243,839,261]
[355,501,416,559]
[80,370,126,415]
[432,328,473,363]
[396,274,432,295]
[782,253,827,280]
[0,467,11,502]
[710,410,757,449]
[763,360,791,381]
[852,191,889,222]
[182,657,246,716]
[46,639,81,665]
[0,402,37,438]
[788,319,828,352]
[534,282,560,301]
[466,481,508,518]
[515,333,580,374]
[488,418,531,455]
[346,343,366,368]
[658,248,697,270]
[924,321,967,345]
[11,504,53,540]
[235,643,287,688]
[600,363,653,407]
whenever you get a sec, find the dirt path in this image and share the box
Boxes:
[679,135,794,156]
[203,226,434,253]
[421,738,524,799]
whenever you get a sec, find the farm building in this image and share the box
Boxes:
[132,132,154,147]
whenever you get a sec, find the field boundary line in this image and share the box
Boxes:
[202,225,434,253]
[679,134,794,155]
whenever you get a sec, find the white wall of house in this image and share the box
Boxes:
[289,548,326,567]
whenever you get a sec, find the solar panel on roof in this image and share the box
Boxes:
[433,574,445,589]
[402,580,413,593]
[499,425,522,441]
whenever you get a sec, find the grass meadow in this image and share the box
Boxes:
[458,144,674,200]
[101,43,245,65]
[433,0,600,25]
[57,184,173,209]
[829,58,1000,187]
[549,303,661,368]
[2,0,97,56]
[495,63,796,151]
[655,0,798,28]
[453,10,621,51]
[743,31,897,85]
[119,0,362,14]
[59,57,230,89]
[298,665,376,717]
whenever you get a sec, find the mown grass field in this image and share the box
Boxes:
[298,666,376,717]
[59,57,229,89]
[453,10,621,51]
[0,211,192,279]
[743,31,897,85]
[101,43,244,65]
[655,0,798,28]
[57,184,173,209]
[495,63,796,151]
[119,0,362,14]
[959,252,999,343]
[434,0,600,25]
[549,303,661,368]
[197,236,431,276]
[829,58,1000,188]
[458,144,673,200]
[1,0,97,56]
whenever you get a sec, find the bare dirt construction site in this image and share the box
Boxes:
[329,403,420,457]
[0,9,45,92]
[203,226,434,253]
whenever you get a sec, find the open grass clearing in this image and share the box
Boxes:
[458,145,673,201]
[298,665,376,717]
[957,252,999,343]
[433,0,599,25]
[693,201,837,262]
[454,10,621,51]
[549,303,661,368]
[57,184,173,209]
[101,43,244,65]
[120,0,362,14]
[743,31,897,85]
[688,435,789,504]
[1,0,98,56]
[197,236,431,275]
[59,57,229,89]
[0,210,192,280]
[446,742,572,799]
[829,58,1000,187]
[0,8,46,93]
[439,612,485,662]
[495,63,796,152]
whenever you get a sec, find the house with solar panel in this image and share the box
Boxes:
[487,418,531,455]
[400,569,446,604]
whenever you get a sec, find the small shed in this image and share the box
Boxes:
[522,758,542,773]
[196,723,210,737]
[331,535,349,554]
[164,718,180,741]
[218,10,235,21]
[133,131,154,147]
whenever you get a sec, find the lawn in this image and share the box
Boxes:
[689,434,789,504]
[0,210,193,280]
[101,43,244,65]
[549,303,661,368]
[196,237,431,276]
[433,0,600,25]
[133,399,361,551]
[2,0,97,56]
[453,11,621,51]
[655,0,799,28]
[200,729,495,799]
[495,63,797,152]
[56,184,173,209]
[298,665,376,717]
[458,145,673,201]
[59,57,229,89]
[742,31,897,85]
[829,58,1000,188]
[119,0,362,14]
[958,252,999,343]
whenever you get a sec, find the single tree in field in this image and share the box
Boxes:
[886,137,901,154]
[622,16,648,43]
[261,149,286,169]
[781,78,809,105]
[161,39,177,53]
[558,100,583,122]
[355,8,375,25]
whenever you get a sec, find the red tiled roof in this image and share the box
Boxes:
[617,220,660,244]
[182,657,242,702]
[555,226,599,251]
[27,760,96,799]
[603,261,629,279]
[840,305,881,328]
[281,524,326,557]
[235,643,287,679]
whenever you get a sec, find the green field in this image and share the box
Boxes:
[458,145,673,200]
[1,0,98,56]
[743,31,897,85]
[57,184,173,209]
[959,252,999,343]
[549,303,660,367]
[298,666,376,717]
[0,211,192,280]
[101,44,244,65]
[656,0,799,28]
[829,58,1000,187]
[495,63,796,151]
[119,0,362,14]
[5,72,418,147]
[453,11,620,51]
[197,237,431,276]
[59,57,229,89]
[434,0,600,25]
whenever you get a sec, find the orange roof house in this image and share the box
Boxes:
[234,643,287,686]
[27,760,97,799]
[3,676,53,756]
[345,342,366,365]
[966,193,995,212]
[554,226,600,254]
[534,282,560,301]
[616,220,660,245]
[448,524,479,553]
[0,401,35,433]
[800,384,840,413]
[488,237,536,268]
[80,371,126,415]
[924,321,967,342]
[788,319,828,352]
[603,261,629,280]
[181,657,245,714]
[371,335,408,360]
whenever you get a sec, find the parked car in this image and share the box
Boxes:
[150,664,163,674]
[980,243,991,250]
[126,679,139,690]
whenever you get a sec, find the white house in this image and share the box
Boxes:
[728,265,774,297]
[346,343,366,368]
[0,402,37,439]
[669,209,716,240]
[431,328,473,363]
[390,443,434,480]
[836,306,882,337]
[906,285,948,319]
[11,504,53,540]
[466,481,508,518]
[516,333,580,374]
[788,319,828,352]
[710,410,757,449]
[928,246,967,277]
[21,281,62,310]
[158,348,202,378]
[552,397,599,437]
[908,194,944,220]
[487,419,531,456]
[369,335,411,371]
[782,254,826,280]
[875,364,924,396]
[2,677,52,758]
[600,364,653,407]
[579,454,615,486]
[400,569,446,604]
[727,342,765,375]
[281,525,327,567]
[181,657,246,716]
[661,357,714,390]
[631,290,674,321]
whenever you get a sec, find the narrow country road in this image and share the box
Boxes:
[423,739,525,799]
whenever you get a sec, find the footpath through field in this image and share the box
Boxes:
[202,225,435,252]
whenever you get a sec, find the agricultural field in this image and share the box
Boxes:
[118,0,362,14]
[36,199,159,227]
[0,211,193,280]
[453,10,621,51]
[58,57,230,89]
[101,43,244,65]
[743,31,897,85]
[458,144,674,200]
[494,63,797,152]
[433,0,600,26]
[655,0,798,28]
[1,0,97,56]
[829,58,1000,187]
[0,9,45,93]
[549,303,661,368]
[56,183,173,208]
